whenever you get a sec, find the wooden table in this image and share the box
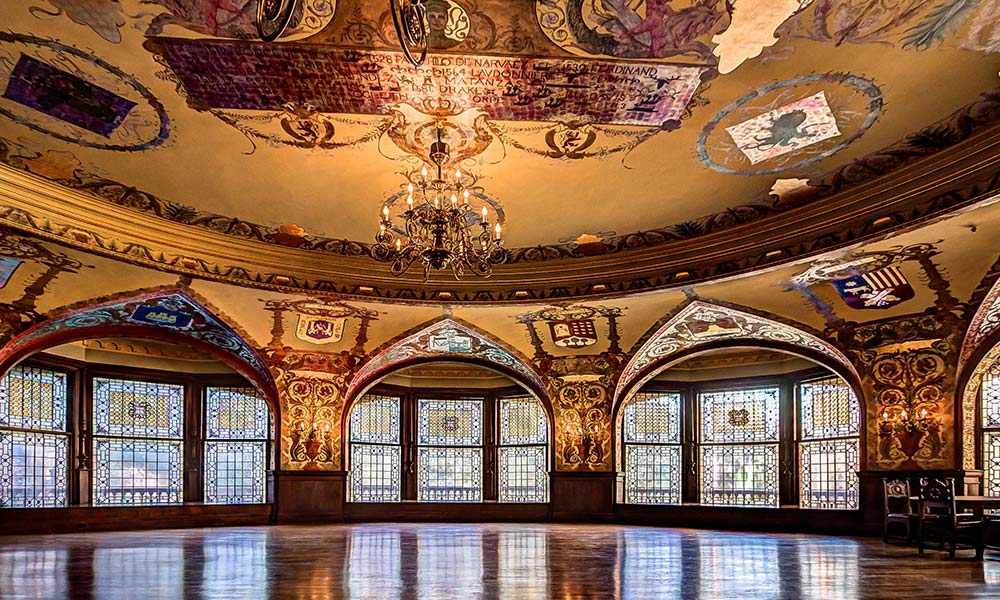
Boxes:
[956,495,1000,517]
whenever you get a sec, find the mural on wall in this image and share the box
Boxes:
[846,313,959,470]
[347,318,545,401]
[785,0,991,52]
[147,38,711,128]
[710,0,814,73]
[535,0,730,63]
[29,0,127,44]
[0,33,170,151]
[141,0,337,40]
[540,355,620,471]
[0,231,88,343]
[787,243,951,329]
[616,300,858,404]
[516,303,623,357]
[698,72,883,175]
[5,289,272,384]
[259,297,377,470]
[335,0,547,55]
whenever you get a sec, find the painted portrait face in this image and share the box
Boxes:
[425,1,450,33]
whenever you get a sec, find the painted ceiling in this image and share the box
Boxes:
[0,0,998,304]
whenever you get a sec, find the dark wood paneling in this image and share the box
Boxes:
[550,472,619,522]
[615,504,865,535]
[0,504,270,535]
[271,470,347,523]
[343,502,549,522]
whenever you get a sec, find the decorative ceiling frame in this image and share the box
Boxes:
[345,317,547,405]
[0,288,279,411]
[613,299,861,407]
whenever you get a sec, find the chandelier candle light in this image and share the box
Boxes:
[372,128,506,279]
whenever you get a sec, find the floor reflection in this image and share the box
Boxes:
[0,523,996,599]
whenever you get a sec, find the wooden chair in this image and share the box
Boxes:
[917,477,984,559]
[883,478,916,544]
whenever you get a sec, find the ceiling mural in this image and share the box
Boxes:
[0,0,996,305]
[0,32,170,151]
[697,73,883,175]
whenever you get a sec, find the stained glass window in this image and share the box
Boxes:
[204,387,269,505]
[800,440,859,509]
[798,377,860,509]
[0,365,69,508]
[498,397,548,503]
[984,363,1000,497]
[93,378,184,505]
[349,394,402,502]
[623,392,682,504]
[698,387,779,507]
[701,443,779,506]
[418,399,483,446]
[417,398,484,502]
[701,387,779,444]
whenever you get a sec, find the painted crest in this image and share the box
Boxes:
[548,319,599,348]
[831,266,915,309]
[428,330,473,353]
[129,305,193,329]
[682,316,743,339]
[295,314,346,344]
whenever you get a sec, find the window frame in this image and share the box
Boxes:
[0,353,273,508]
[621,367,860,510]
[346,383,552,503]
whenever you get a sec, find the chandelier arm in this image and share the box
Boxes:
[256,0,296,42]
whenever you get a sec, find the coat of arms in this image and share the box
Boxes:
[548,319,599,348]
[295,314,346,344]
[831,266,914,309]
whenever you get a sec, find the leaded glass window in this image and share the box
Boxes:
[699,387,779,507]
[204,386,270,504]
[93,378,183,505]
[798,377,860,509]
[623,392,682,504]
[983,364,1000,496]
[0,365,69,508]
[498,397,548,503]
[418,398,483,502]
[348,394,402,502]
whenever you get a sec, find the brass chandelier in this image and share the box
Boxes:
[372,129,506,279]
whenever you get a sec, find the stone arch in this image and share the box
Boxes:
[957,272,1000,469]
[614,300,862,409]
[346,317,548,405]
[0,288,279,425]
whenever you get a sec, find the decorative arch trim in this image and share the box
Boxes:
[614,300,860,406]
[959,276,1000,381]
[346,318,548,404]
[0,289,279,412]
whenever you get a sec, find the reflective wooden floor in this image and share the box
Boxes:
[2,523,1000,599]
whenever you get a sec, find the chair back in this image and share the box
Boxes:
[919,477,958,526]
[883,478,912,515]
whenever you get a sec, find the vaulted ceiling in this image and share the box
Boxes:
[0,0,998,354]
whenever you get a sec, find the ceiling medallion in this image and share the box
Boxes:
[372,128,506,279]
[256,0,429,68]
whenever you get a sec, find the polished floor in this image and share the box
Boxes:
[1,523,1000,599]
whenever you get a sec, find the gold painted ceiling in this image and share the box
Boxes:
[0,0,998,304]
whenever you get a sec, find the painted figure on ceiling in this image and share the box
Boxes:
[143,0,257,37]
[539,0,728,61]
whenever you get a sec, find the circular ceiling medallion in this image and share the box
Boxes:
[697,73,883,176]
[0,33,169,152]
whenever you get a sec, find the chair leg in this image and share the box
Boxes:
[949,536,956,559]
